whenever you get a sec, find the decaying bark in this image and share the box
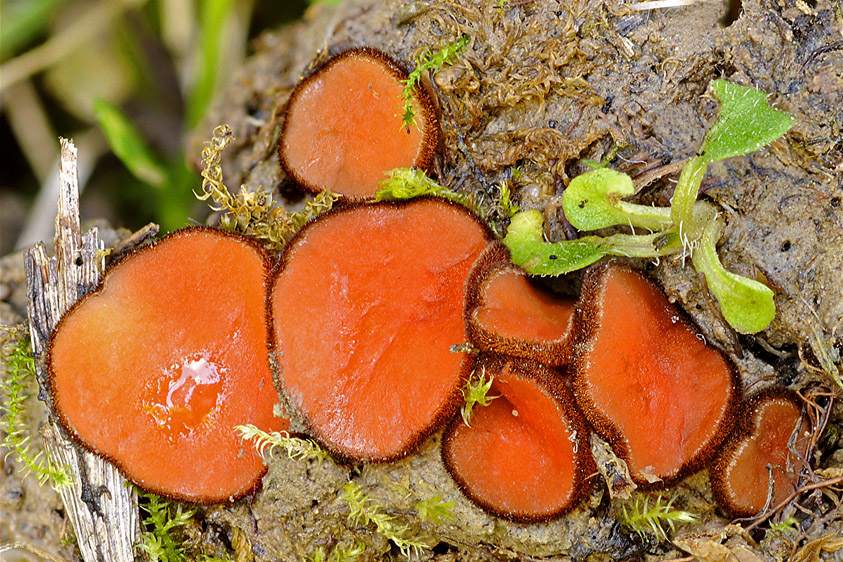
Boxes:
[24,139,139,562]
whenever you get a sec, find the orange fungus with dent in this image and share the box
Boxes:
[270,199,492,461]
[442,356,593,521]
[465,244,575,367]
[48,228,287,503]
[279,47,437,199]
[571,264,739,486]
[711,389,809,517]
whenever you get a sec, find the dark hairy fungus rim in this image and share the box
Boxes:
[709,386,806,518]
[569,262,741,489]
[267,197,494,463]
[441,353,596,523]
[48,226,274,504]
[464,242,576,367]
[278,46,439,200]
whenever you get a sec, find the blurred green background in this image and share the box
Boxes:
[0,0,334,255]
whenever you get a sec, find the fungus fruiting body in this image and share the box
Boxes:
[465,243,575,367]
[711,388,809,517]
[270,198,492,461]
[278,47,437,199]
[571,263,739,486]
[48,228,287,503]
[442,355,593,522]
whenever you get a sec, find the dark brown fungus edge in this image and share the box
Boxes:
[277,46,439,201]
[441,353,595,523]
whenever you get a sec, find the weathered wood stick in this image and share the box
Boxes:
[25,139,139,562]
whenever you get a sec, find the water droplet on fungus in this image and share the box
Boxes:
[711,388,810,517]
[442,355,594,522]
[49,227,288,503]
[465,242,576,367]
[278,47,437,200]
[270,198,493,461]
[570,263,739,487]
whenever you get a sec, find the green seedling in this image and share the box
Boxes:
[401,35,470,129]
[1,330,71,490]
[506,80,793,334]
[619,494,697,543]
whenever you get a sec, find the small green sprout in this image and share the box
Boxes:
[235,424,332,466]
[415,495,456,525]
[376,167,473,209]
[135,489,230,562]
[618,494,697,543]
[496,181,519,218]
[401,35,470,129]
[1,330,71,490]
[767,516,799,537]
[506,80,794,334]
[341,481,428,557]
[460,366,500,426]
[308,539,366,562]
[197,125,338,251]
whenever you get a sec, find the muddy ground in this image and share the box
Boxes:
[2,0,842,560]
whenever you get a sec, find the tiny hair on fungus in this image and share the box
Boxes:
[278,47,438,200]
[48,227,288,503]
[269,197,493,462]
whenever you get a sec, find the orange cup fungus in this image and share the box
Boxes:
[270,198,492,461]
[465,243,576,367]
[279,47,438,200]
[48,228,287,503]
[442,355,594,522]
[570,263,739,487]
[711,388,810,517]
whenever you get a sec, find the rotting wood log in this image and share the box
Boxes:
[24,139,139,562]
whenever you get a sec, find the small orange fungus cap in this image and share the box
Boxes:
[442,355,593,522]
[571,264,739,486]
[279,47,437,199]
[465,243,575,366]
[270,198,492,461]
[49,228,287,503]
[711,389,809,517]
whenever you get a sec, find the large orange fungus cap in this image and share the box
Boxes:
[571,263,740,486]
[279,47,438,199]
[270,198,492,461]
[49,228,287,503]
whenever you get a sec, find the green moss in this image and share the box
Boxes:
[459,366,500,427]
[196,125,338,251]
[235,424,332,466]
[0,326,71,490]
[401,35,470,129]
[618,494,697,543]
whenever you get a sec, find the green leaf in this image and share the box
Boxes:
[691,216,776,334]
[0,0,65,59]
[185,0,234,128]
[563,168,672,231]
[701,80,795,164]
[503,211,608,275]
[93,99,168,188]
[671,80,794,231]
